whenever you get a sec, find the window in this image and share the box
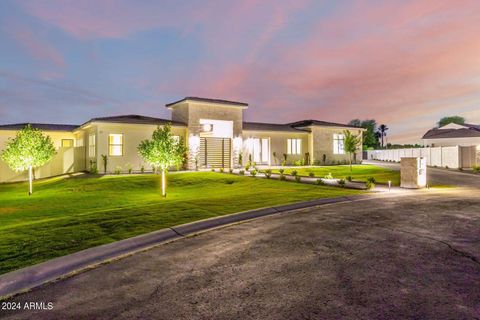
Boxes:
[88,134,96,157]
[287,139,301,155]
[333,134,345,154]
[61,139,74,148]
[109,134,124,156]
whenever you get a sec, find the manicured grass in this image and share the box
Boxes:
[0,172,361,274]
[271,164,400,185]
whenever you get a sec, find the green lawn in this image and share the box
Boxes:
[0,172,361,274]
[270,164,400,185]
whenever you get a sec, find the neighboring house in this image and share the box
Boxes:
[0,97,364,182]
[422,123,480,147]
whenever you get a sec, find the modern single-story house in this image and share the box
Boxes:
[422,123,480,147]
[0,97,364,182]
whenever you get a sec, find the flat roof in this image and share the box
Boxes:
[80,114,186,127]
[243,122,308,133]
[0,123,79,132]
[166,97,249,107]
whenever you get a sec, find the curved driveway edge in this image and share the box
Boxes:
[0,194,374,299]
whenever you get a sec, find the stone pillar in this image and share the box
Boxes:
[400,157,427,188]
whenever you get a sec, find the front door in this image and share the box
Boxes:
[200,137,231,168]
[252,138,270,165]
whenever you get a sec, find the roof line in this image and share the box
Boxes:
[166,96,248,107]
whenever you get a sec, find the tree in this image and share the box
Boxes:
[343,130,362,172]
[377,124,389,148]
[349,119,378,148]
[1,125,56,195]
[438,116,465,127]
[137,124,187,197]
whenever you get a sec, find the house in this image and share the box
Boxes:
[0,97,364,182]
[422,123,480,147]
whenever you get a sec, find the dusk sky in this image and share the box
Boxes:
[1,0,479,144]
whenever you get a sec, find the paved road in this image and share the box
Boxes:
[364,160,480,188]
[2,186,479,320]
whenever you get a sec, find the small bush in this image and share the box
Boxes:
[316,178,324,185]
[220,168,224,173]
[324,173,333,179]
[473,166,480,173]
[279,168,285,174]
[279,174,286,181]
[250,169,258,177]
[308,172,315,178]
[229,168,233,174]
[346,175,352,182]
[365,180,375,190]
[294,175,301,183]
[114,166,122,174]
[264,169,272,178]
[445,166,449,169]
[281,160,287,166]
[125,163,133,174]
[211,168,215,172]
[367,177,376,184]
[291,170,298,176]
[140,165,145,173]
[239,170,245,175]
[338,179,346,188]
[245,164,250,171]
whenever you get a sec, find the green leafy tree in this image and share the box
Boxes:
[349,119,378,148]
[343,130,362,172]
[438,116,465,127]
[1,125,56,195]
[137,124,187,197]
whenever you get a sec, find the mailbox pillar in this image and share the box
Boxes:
[400,157,427,189]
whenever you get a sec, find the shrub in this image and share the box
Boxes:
[89,160,98,174]
[338,179,346,188]
[279,174,286,181]
[316,178,324,185]
[125,163,133,174]
[238,154,243,167]
[308,172,315,178]
[140,165,145,173]
[365,180,375,190]
[281,159,287,166]
[294,175,301,183]
[250,169,257,177]
[313,160,322,166]
[346,175,352,182]
[324,173,333,179]
[367,177,376,184]
[211,168,215,172]
[220,168,224,173]
[114,166,122,174]
[245,163,251,171]
[101,154,108,174]
[264,169,272,178]
[279,168,285,174]
[291,170,298,176]
[445,166,449,169]
[473,166,480,173]
[239,170,245,175]
[229,168,233,174]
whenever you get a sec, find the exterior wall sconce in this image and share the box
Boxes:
[202,124,213,132]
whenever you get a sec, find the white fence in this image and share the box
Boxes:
[365,146,478,169]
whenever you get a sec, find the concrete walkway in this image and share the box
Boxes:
[2,187,478,319]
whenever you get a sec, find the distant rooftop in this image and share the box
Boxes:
[0,123,79,132]
[242,122,307,132]
[422,123,480,139]
[166,97,249,107]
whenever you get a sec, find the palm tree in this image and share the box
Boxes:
[377,124,388,148]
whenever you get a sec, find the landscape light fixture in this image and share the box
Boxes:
[202,124,213,132]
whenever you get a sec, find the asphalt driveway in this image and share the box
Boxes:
[2,186,479,320]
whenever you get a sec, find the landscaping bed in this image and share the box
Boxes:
[0,172,361,274]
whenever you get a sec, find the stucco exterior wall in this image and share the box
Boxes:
[0,130,82,182]
[92,122,187,173]
[171,101,244,169]
[242,130,310,165]
[310,127,364,164]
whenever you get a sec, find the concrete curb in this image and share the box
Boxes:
[0,194,373,299]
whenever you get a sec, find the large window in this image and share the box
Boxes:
[109,134,124,156]
[88,134,96,157]
[333,134,345,154]
[287,139,301,155]
[61,139,74,148]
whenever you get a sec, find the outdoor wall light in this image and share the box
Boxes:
[202,124,213,132]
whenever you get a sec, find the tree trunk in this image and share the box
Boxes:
[161,169,166,197]
[349,154,352,172]
[28,166,33,195]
